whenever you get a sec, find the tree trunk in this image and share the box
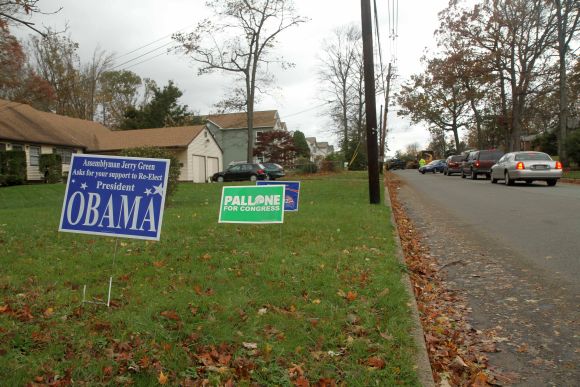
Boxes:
[556,0,570,166]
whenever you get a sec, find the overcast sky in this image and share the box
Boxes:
[14,0,451,157]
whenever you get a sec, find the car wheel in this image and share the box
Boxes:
[471,170,477,180]
[432,170,436,174]
[250,175,257,182]
[546,179,557,186]
[217,176,224,183]
[461,171,466,179]
[491,176,498,184]
[420,170,425,174]
[504,171,514,186]
[485,174,491,180]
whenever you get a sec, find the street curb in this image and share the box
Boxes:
[384,184,435,387]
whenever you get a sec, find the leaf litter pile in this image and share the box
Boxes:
[386,173,520,386]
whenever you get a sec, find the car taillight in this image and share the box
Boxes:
[475,161,480,167]
[555,161,562,170]
[516,162,524,170]
[257,169,265,174]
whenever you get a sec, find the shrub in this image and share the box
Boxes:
[120,147,180,200]
[0,150,26,186]
[295,157,317,174]
[39,153,62,183]
[566,130,580,166]
[532,131,558,155]
[320,160,337,172]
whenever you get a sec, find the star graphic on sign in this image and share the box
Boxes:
[153,183,164,196]
[144,188,152,196]
[71,179,76,184]
[80,182,88,190]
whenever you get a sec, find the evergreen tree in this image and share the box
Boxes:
[292,130,311,158]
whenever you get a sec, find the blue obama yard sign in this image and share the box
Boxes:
[257,181,300,211]
[59,154,170,241]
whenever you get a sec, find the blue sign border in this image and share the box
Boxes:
[256,181,300,211]
[58,153,170,241]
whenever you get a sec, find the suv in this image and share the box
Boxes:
[460,150,504,180]
[444,155,464,176]
[211,163,269,182]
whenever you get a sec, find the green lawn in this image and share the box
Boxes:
[564,169,580,179]
[0,172,419,385]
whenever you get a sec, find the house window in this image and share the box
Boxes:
[29,146,40,166]
[11,144,23,151]
[54,148,72,164]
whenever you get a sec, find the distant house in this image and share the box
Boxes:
[205,110,284,166]
[0,99,222,183]
[306,137,335,162]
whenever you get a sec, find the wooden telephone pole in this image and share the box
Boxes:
[360,0,381,204]
[379,62,392,163]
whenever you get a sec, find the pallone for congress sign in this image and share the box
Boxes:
[219,185,285,224]
[59,154,170,240]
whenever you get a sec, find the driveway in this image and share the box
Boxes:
[392,170,579,386]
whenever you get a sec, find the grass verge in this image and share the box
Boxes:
[0,172,418,385]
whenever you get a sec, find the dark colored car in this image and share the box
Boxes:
[211,163,269,182]
[262,162,285,180]
[460,149,504,180]
[386,159,406,170]
[419,159,446,174]
[443,155,463,176]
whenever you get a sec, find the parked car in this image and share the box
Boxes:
[262,162,285,180]
[419,159,446,174]
[443,155,464,176]
[490,151,563,186]
[460,149,504,180]
[211,163,269,182]
[386,158,406,170]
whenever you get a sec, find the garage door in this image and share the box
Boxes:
[192,155,206,183]
[207,157,220,178]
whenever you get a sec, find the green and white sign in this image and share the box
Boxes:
[219,185,285,224]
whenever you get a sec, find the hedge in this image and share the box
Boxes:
[39,153,63,183]
[0,150,27,186]
[120,147,180,201]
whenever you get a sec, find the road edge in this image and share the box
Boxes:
[384,183,435,387]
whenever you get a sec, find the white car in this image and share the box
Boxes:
[490,151,563,186]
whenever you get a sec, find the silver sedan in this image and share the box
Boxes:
[490,151,563,186]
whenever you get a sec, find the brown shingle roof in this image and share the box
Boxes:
[0,99,111,149]
[206,110,278,129]
[0,99,207,152]
[96,126,205,152]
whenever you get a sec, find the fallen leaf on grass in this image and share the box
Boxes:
[471,372,489,387]
[367,357,386,369]
[160,310,181,321]
[43,307,54,318]
[346,291,358,302]
[153,260,166,268]
[0,305,10,313]
[294,376,310,387]
[242,342,257,349]
[158,370,168,385]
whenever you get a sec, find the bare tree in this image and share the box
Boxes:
[553,0,580,165]
[173,0,307,162]
[318,25,361,160]
[0,1,60,35]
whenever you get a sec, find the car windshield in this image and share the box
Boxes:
[515,153,551,161]
[263,163,281,169]
[479,151,504,160]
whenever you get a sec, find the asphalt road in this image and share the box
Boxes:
[394,170,580,288]
[392,169,580,385]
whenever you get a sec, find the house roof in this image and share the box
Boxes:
[95,126,206,152]
[206,110,279,130]
[0,99,111,149]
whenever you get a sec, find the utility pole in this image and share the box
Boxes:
[380,62,392,163]
[360,0,381,204]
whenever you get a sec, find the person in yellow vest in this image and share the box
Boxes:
[419,158,426,168]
